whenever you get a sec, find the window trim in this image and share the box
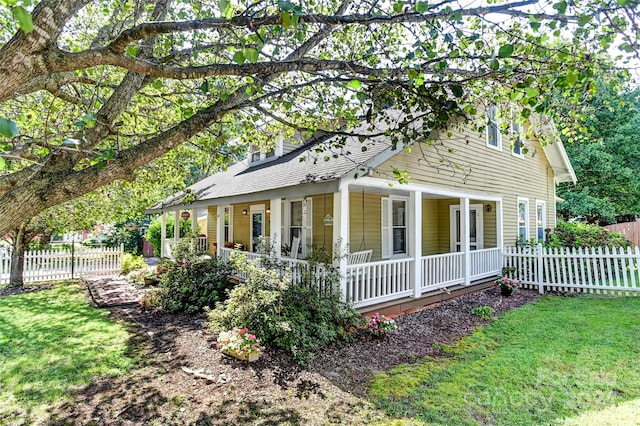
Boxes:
[510,106,525,158]
[449,204,485,252]
[286,198,304,257]
[223,205,233,244]
[536,200,546,243]
[486,105,502,151]
[517,197,530,243]
[383,195,410,259]
[249,204,266,252]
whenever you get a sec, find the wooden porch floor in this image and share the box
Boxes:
[359,277,498,317]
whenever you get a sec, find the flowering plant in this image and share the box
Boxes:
[365,312,397,338]
[216,327,264,360]
[494,277,520,292]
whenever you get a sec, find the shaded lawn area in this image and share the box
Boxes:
[0,281,138,424]
[371,296,640,425]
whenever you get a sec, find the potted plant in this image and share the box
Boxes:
[494,277,520,296]
[216,327,264,362]
[139,266,161,286]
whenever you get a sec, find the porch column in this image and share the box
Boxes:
[270,198,282,259]
[410,191,422,298]
[334,186,350,302]
[191,209,198,235]
[216,206,224,257]
[174,210,180,246]
[461,197,471,285]
[160,212,167,258]
[496,200,504,250]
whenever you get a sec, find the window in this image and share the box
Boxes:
[381,196,408,258]
[248,141,282,165]
[486,105,502,149]
[285,198,312,258]
[510,107,524,157]
[536,201,546,242]
[517,198,529,243]
[223,206,233,243]
[289,200,303,256]
[392,199,407,254]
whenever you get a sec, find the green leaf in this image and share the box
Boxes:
[451,84,464,98]
[553,0,567,14]
[0,156,5,170]
[578,15,591,26]
[529,21,541,31]
[152,79,163,90]
[244,48,259,63]
[199,80,209,93]
[232,51,245,64]
[489,58,500,71]
[219,0,230,14]
[278,0,295,11]
[498,44,514,58]
[0,118,18,138]
[525,87,539,98]
[415,1,428,13]
[347,79,362,90]
[393,2,403,13]
[12,6,33,33]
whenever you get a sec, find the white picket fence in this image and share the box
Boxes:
[0,245,123,285]
[503,245,640,295]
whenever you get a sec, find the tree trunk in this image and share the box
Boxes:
[9,226,27,288]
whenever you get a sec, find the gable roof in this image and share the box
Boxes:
[148,112,576,213]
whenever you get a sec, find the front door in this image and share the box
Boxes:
[250,205,265,252]
[450,204,484,252]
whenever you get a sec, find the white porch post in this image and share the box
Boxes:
[191,209,198,235]
[270,198,282,258]
[496,199,504,251]
[216,206,224,257]
[461,197,471,285]
[334,187,350,302]
[160,212,167,258]
[410,191,422,298]
[174,210,180,247]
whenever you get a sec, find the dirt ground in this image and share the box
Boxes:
[44,287,539,425]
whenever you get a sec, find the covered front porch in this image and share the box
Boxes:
[176,177,505,310]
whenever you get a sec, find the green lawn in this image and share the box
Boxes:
[370,296,640,425]
[0,282,138,424]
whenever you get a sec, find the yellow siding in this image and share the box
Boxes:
[349,192,383,261]
[207,206,217,254]
[376,123,556,247]
[224,200,270,250]
[422,199,439,255]
[311,193,334,251]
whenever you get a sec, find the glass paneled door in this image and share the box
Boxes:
[250,205,265,252]
[450,204,484,252]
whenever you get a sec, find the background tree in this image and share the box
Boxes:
[0,0,638,236]
[555,83,640,224]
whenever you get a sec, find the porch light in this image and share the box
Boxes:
[486,204,492,212]
[242,209,248,215]
[266,208,271,214]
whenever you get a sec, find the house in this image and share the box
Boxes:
[147,108,576,310]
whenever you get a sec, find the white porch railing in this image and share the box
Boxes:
[470,247,502,280]
[421,252,464,291]
[344,258,413,308]
[162,236,208,258]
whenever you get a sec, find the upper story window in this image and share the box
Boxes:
[510,107,525,158]
[248,141,282,165]
[486,105,502,150]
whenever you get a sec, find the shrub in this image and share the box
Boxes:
[206,251,361,364]
[103,225,143,255]
[471,306,495,320]
[365,313,397,338]
[121,253,146,274]
[148,257,234,314]
[144,216,193,257]
[546,222,630,249]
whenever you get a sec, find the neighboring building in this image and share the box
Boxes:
[148,108,576,310]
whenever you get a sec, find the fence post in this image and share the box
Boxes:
[536,243,544,294]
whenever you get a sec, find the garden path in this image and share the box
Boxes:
[85,276,146,307]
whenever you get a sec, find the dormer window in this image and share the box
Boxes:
[248,141,283,165]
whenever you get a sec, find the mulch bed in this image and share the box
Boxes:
[0,283,53,297]
[46,287,540,425]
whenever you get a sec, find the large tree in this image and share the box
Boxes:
[0,0,638,236]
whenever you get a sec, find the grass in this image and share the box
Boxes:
[370,296,640,425]
[0,281,138,424]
